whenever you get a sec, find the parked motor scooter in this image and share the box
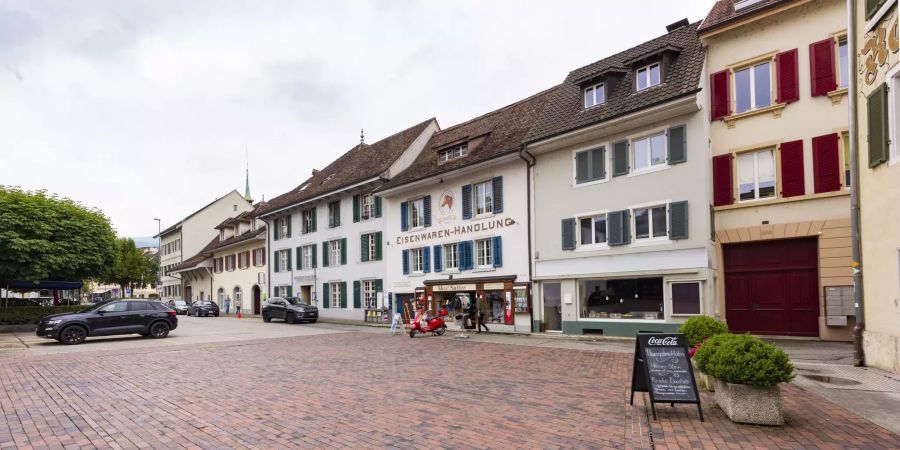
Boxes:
[409,307,448,338]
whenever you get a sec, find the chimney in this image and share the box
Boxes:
[312,169,320,176]
[666,18,689,32]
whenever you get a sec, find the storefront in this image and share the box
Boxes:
[404,277,531,332]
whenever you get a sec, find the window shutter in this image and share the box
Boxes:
[374,196,382,218]
[867,83,889,168]
[261,250,266,266]
[322,283,330,308]
[402,249,410,275]
[322,242,329,267]
[400,201,409,231]
[575,151,589,183]
[612,140,629,176]
[561,218,576,250]
[710,69,731,120]
[433,245,443,272]
[779,139,806,197]
[286,285,292,297]
[333,201,341,227]
[456,242,465,270]
[810,38,837,96]
[423,246,431,273]
[340,238,347,265]
[252,249,257,266]
[375,279,383,293]
[592,148,606,179]
[296,247,303,270]
[311,208,317,233]
[375,232,383,261]
[360,234,369,262]
[424,195,432,228]
[812,133,842,193]
[492,176,503,213]
[608,210,631,246]
[492,236,503,268]
[311,244,317,268]
[667,125,687,165]
[776,49,800,104]
[340,282,347,308]
[467,241,475,270]
[668,201,689,240]
[461,184,472,219]
[712,154,734,206]
[274,219,280,240]
[353,280,361,309]
[353,194,360,222]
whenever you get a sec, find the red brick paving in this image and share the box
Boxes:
[0,332,898,449]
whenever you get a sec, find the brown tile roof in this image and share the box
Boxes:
[257,118,435,216]
[378,87,559,191]
[698,0,795,34]
[524,22,705,144]
[208,227,266,253]
[214,201,268,229]
[156,189,246,237]
[167,236,219,273]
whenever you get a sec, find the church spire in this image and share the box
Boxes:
[244,146,252,203]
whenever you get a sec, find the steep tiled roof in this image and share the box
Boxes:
[208,227,266,253]
[525,22,705,143]
[167,236,219,273]
[698,0,794,34]
[378,87,558,190]
[156,189,245,237]
[257,118,435,216]
[214,201,268,229]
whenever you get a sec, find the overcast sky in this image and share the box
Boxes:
[2,0,713,239]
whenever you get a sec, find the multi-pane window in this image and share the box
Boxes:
[328,201,340,228]
[239,252,249,269]
[439,144,467,163]
[632,133,667,171]
[734,61,772,114]
[474,181,494,216]
[838,37,849,89]
[575,147,606,184]
[330,282,342,308]
[636,63,661,91]
[737,149,776,201]
[634,205,668,240]
[579,214,608,246]
[279,217,289,237]
[364,233,377,261]
[361,194,375,220]
[409,198,424,229]
[584,83,605,108]
[226,255,235,271]
[475,239,493,268]
[302,210,314,234]
[411,248,424,273]
[444,244,459,271]
[279,250,288,272]
[253,248,264,266]
[329,240,341,267]
[302,245,314,269]
[363,280,377,309]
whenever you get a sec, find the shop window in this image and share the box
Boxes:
[632,133,666,171]
[737,149,776,201]
[474,181,494,216]
[411,248,424,273]
[671,282,701,315]
[579,277,664,320]
[475,239,493,268]
[330,282,342,308]
[579,214,607,246]
[734,61,772,114]
[633,205,667,240]
[444,243,459,271]
[363,280,377,309]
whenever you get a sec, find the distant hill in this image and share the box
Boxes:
[131,236,158,248]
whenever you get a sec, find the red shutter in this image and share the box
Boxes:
[810,38,837,96]
[779,140,805,197]
[710,70,731,121]
[812,133,841,193]
[776,49,799,104]
[712,154,734,206]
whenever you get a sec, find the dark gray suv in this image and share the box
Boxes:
[262,297,318,324]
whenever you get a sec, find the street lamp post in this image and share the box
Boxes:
[154,218,161,297]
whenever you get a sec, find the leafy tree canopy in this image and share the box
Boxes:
[104,237,153,292]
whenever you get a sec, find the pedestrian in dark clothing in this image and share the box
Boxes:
[476,295,490,333]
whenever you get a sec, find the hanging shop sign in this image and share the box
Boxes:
[630,333,704,421]
[396,218,516,245]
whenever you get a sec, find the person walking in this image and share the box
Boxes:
[224,295,231,315]
[234,298,242,316]
[476,294,490,334]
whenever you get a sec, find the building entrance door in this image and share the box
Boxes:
[300,286,312,305]
[184,286,192,302]
[543,283,562,331]
[252,285,261,314]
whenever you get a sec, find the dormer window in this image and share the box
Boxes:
[439,144,467,164]
[584,83,605,108]
[636,63,661,91]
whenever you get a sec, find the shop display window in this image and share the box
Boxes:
[579,277,663,320]
[671,281,701,315]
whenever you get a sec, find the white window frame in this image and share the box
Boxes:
[636,62,661,91]
[365,233,377,262]
[444,243,459,271]
[438,144,468,164]
[279,250,288,272]
[889,65,900,165]
[363,280,377,309]
[737,149,777,202]
[573,144,609,186]
[279,217,289,237]
[475,238,493,268]
[330,282,341,308]
[278,286,289,297]
[302,245,313,270]
[302,210,314,234]
[732,60,773,114]
[239,252,249,269]
[669,280,704,317]
[329,240,341,267]
[631,202,670,243]
[328,201,340,228]
[254,248,264,267]
[473,180,494,216]
[361,194,375,220]
[837,36,849,89]
[577,211,609,248]
[411,248,424,273]
[409,198,425,229]
[630,132,667,173]
[584,82,605,108]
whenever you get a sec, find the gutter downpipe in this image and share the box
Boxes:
[519,144,537,332]
[848,0,865,367]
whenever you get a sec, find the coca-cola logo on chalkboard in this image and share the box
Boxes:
[648,336,679,346]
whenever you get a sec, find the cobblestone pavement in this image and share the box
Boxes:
[1,332,899,449]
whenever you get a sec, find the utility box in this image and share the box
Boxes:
[825,286,855,326]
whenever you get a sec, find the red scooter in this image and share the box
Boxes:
[409,307,448,338]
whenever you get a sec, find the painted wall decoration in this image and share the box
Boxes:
[861,10,899,85]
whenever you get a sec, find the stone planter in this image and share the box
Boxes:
[691,359,715,392]
[714,378,784,426]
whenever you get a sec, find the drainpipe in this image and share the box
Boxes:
[848,0,865,367]
[518,144,536,331]
[266,220,272,299]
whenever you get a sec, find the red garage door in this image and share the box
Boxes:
[724,238,819,337]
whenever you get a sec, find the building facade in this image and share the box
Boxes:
[700,0,853,340]
[209,208,268,315]
[526,21,715,336]
[855,0,900,372]
[259,119,437,321]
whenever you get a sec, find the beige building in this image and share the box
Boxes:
[700,0,853,340]
[855,0,899,372]
[209,207,268,315]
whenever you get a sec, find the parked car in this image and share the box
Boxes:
[188,301,220,317]
[166,299,190,315]
[262,297,318,324]
[35,300,178,345]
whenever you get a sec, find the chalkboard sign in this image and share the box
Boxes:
[630,333,703,421]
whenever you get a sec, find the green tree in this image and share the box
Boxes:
[142,254,160,289]
[0,187,115,285]
[105,238,148,295]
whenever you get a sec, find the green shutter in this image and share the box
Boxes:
[286,285,293,297]
[868,83,889,168]
[361,234,369,262]
[311,208,317,232]
[341,238,347,265]
[374,196,382,218]
[312,244,317,268]
[375,232,383,261]
[340,281,348,308]
[286,216,291,237]
[286,249,292,271]
[273,218,280,240]
[353,195,360,222]
[322,242,329,267]
[296,247,303,270]
[322,283,330,308]
[375,279,383,293]
[353,280,361,309]
[273,250,280,272]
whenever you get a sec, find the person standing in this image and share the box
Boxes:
[476,294,490,334]
[234,298,242,316]
[224,295,231,315]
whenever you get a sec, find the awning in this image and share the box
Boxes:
[7,280,84,290]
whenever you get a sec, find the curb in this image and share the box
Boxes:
[0,324,36,333]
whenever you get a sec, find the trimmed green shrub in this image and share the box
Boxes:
[678,315,729,348]
[695,333,795,387]
[0,306,85,325]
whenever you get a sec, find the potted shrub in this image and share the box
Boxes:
[677,316,729,391]
[695,334,795,425]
